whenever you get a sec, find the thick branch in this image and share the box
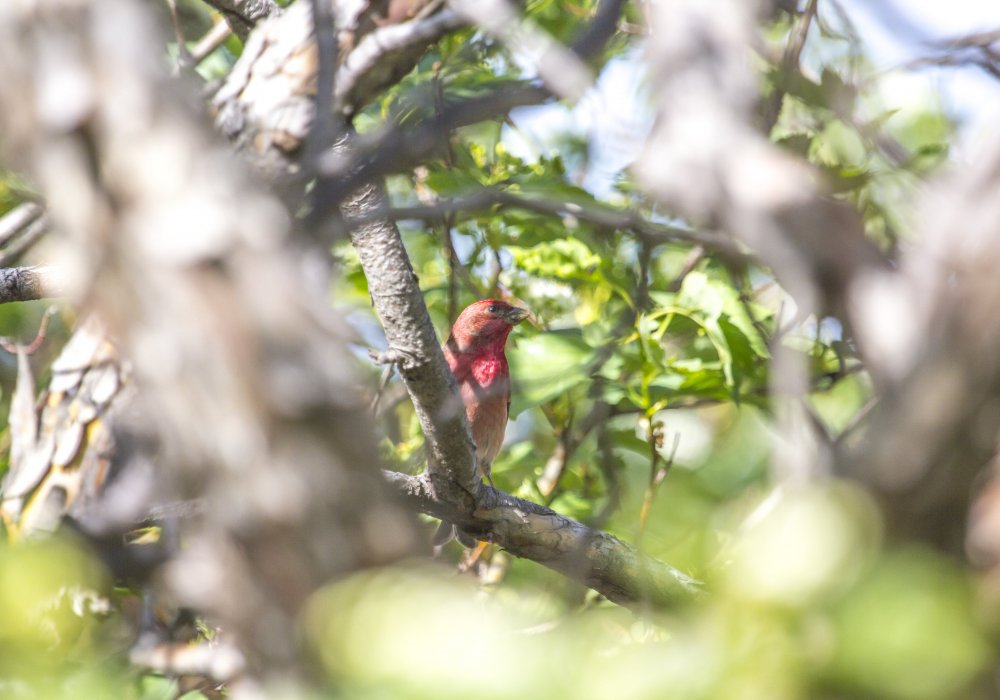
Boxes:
[344,181,482,509]
[201,0,280,41]
[0,266,63,303]
[318,83,550,210]
[386,471,700,606]
[316,0,626,214]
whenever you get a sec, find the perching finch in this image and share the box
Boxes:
[435,299,529,548]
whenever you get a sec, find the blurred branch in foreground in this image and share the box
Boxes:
[0,0,419,693]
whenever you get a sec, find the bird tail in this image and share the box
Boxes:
[432,520,477,555]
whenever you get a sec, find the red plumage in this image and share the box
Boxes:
[443,299,529,483]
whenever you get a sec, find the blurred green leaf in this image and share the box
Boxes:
[508,329,594,416]
[828,549,990,699]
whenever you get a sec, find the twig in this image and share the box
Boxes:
[667,245,705,292]
[833,396,878,447]
[443,218,460,324]
[345,187,748,259]
[536,402,575,499]
[0,202,44,248]
[762,0,818,133]
[589,401,621,529]
[190,19,233,64]
[0,306,58,355]
[0,266,64,304]
[165,0,195,68]
[0,217,49,267]
[303,0,342,232]
[891,27,1000,81]
[636,422,678,546]
[729,267,773,349]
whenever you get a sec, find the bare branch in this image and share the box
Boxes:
[0,201,45,247]
[385,471,700,607]
[0,216,48,267]
[333,8,466,115]
[449,0,593,100]
[344,179,482,507]
[346,186,750,259]
[200,0,280,41]
[0,266,63,303]
[190,19,233,65]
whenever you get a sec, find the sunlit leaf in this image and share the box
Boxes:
[508,329,594,416]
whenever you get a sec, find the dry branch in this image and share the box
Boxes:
[386,471,700,606]
[0,266,64,304]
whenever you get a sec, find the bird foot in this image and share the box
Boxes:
[368,345,420,370]
[458,540,490,573]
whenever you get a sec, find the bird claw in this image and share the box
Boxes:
[368,345,420,370]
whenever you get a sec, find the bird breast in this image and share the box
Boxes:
[460,355,509,470]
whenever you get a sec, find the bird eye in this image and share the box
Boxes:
[487,304,498,313]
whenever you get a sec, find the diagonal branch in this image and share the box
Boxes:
[345,186,752,260]
[386,471,700,606]
[0,266,64,303]
[315,0,627,218]
[200,0,281,41]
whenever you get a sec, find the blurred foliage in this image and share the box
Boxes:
[3,0,996,698]
[328,2,994,699]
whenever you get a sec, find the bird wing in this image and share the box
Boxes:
[505,382,511,425]
[442,342,470,382]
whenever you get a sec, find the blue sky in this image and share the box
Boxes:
[837,0,1000,150]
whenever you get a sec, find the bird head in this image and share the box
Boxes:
[448,299,530,352]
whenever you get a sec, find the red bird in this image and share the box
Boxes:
[435,299,529,549]
[443,299,530,484]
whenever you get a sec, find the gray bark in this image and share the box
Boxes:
[0,0,419,692]
[0,266,63,303]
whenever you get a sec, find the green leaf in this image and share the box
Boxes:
[830,549,990,699]
[507,238,601,281]
[508,329,594,416]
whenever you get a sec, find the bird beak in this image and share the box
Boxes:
[504,306,531,325]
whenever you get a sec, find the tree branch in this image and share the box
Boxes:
[0,266,64,303]
[333,8,467,115]
[315,0,627,217]
[385,471,700,606]
[343,180,482,509]
[346,186,752,260]
[0,202,44,246]
[200,0,280,41]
